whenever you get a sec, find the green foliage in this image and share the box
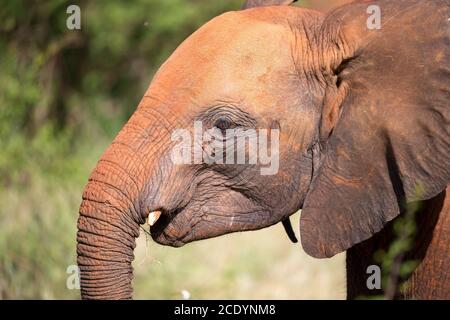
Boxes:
[0,0,242,185]
[0,0,242,299]
[373,190,424,299]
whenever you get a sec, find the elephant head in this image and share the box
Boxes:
[77,0,449,299]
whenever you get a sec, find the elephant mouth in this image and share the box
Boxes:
[148,205,299,248]
[148,207,191,247]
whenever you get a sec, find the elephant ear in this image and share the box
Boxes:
[242,0,297,9]
[300,0,450,258]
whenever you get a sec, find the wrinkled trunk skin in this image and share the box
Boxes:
[77,105,165,299]
[77,180,140,299]
[77,145,143,299]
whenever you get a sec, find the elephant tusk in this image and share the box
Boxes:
[147,211,162,226]
[282,217,298,243]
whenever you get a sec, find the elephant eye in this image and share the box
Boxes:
[214,117,234,132]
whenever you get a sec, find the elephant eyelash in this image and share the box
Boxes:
[213,117,235,131]
[197,105,257,130]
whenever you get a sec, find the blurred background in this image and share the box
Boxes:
[0,0,350,299]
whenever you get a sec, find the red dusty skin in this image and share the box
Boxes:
[77,178,140,299]
[76,108,166,300]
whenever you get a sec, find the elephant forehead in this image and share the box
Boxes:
[147,10,295,100]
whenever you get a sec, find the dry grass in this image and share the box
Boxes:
[133,212,346,299]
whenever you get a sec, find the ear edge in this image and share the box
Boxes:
[300,205,392,259]
[319,76,350,142]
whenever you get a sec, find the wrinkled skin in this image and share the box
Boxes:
[77,0,449,299]
[145,7,323,246]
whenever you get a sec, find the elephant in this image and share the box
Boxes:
[76,0,450,299]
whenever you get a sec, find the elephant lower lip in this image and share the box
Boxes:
[149,207,188,246]
[151,227,187,247]
[152,233,186,247]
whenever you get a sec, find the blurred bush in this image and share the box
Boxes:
[0,0,244,185]
[0,0,243,299]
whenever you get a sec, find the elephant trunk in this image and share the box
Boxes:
[76,109,166,299]
[77,179,140,299]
